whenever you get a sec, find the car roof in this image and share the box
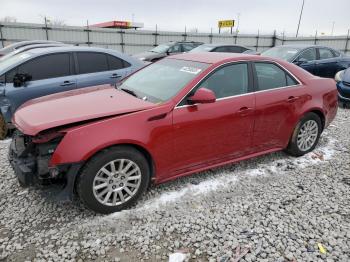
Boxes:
[274,44,319,49]
[169,52,260,64]
[24,46,122,55]
[200,43,247,47]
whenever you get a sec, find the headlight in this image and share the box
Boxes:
[335,70,344,82]
[139,57,146,61]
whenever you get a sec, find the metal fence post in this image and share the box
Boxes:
[85,20,92,46]
[120,30,125,53]
[234,31,238,44]
[0,23,4,48]
[282,31,285,45]
[314,30,317,45]
[272,30,277,47]
[153,24,158,46]
[345,29,350,54]
[182,26,187,41]
[256,30,260,51]
[209,28,213,44]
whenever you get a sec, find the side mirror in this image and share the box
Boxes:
[294,58,308,66]
[188,88,216,104]
[13,73,32,87]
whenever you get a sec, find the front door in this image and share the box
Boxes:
[5,52,77,116]
[169,62,255,176]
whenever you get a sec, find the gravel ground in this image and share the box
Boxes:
[0,108,350,262]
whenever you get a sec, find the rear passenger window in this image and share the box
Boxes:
[297,48,316,61]
[107,55,126,70]
[198,63,248,99]
[213,46,229,52]
[17,53,71,81]
[255,62,298,91]
[227,46,244,53]
[77,52,108,74]
[319,48,335,60]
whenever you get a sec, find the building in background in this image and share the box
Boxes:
[91,20,144,30]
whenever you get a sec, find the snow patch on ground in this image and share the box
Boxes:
[106,136,337,220]
[0,138,11,144]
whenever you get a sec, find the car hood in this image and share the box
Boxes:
[133,51,165,61]
[13,85,156,136]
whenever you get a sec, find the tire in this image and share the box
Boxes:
[285,112,322,157]
[76,146,150,214]
[0,114,8,140]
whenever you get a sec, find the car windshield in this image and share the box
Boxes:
[119,59,209,103]
[189,45,215,53]
[262,46,302,61]
[150,44,171,53]
[0,52,32,71]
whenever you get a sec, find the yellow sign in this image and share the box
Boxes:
[218,20,235,28]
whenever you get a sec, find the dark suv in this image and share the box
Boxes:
[133,41,203,62]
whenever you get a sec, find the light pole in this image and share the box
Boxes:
[236,13,240,35]
[296,0,305,37]
[331,21,335,36]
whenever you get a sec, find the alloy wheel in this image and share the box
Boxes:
[93,159,142,206]
[296,120,319,152]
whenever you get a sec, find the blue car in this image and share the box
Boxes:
[335,68,350,107]
[0,46,145,138]
[262,45,350,78]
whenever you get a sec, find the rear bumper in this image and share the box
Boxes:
[8,133,83,201]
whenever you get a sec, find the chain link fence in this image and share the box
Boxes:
[0,22,349,55]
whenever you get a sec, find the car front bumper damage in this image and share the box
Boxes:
[8,132,82,201]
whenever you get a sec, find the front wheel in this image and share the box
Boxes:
[77,146,150,214]
[285,112,322,157]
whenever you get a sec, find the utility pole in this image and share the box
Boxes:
[296,0,305,37]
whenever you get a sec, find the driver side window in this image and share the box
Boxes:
[297,48,316,62]
[0,74,5,84]
[197,63,249,99]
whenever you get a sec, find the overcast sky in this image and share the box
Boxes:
[0,0,349,36]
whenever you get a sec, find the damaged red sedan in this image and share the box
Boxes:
[9,53,338,213]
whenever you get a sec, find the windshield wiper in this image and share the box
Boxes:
[120,88,139,98]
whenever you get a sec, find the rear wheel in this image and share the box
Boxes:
[77,146,150,214]
[285,112,322,157]
[0,114,8,140]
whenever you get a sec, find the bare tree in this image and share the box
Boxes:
[48,18,66,26]
[0,16,17,23]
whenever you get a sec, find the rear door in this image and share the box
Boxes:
[75,52,129,88]
[5,52,77,114]
[252,62,306,151]
[170,62,255,176]
[315,48,339,78]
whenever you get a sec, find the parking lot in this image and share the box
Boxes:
[0,108,349,261]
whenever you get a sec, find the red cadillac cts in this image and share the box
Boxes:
[9,53,338,213]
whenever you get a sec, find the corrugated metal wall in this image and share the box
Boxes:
[1,22,349,55]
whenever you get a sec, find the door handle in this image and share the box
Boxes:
[60,81,75,87]
[110,74,122,79]
[287,96,300,103]
[238,107,253,115]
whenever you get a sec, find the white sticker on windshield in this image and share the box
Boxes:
[287,50,298,54]
[180,66,202,74]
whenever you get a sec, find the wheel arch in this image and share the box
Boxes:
[79,142,156,179]
[306,109,325,131]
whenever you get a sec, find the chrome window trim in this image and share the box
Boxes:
[174,60,302,109]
